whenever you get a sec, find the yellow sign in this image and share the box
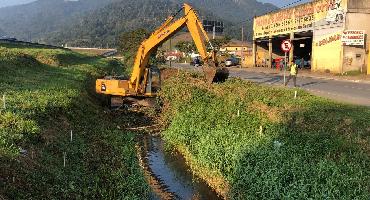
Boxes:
[254,0,347,38]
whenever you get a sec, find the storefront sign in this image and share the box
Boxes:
[316,33,341,47]
[341,30,365,46]
[254,0,346,38]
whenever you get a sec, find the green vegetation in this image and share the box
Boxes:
[338,70,363,76]
[160,73,370,199]
[0,44,149,199]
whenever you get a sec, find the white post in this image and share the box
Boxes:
[70,130,73,142]
[259,126,263,135]
[241,25,244,68]
[284,52,287,84]
[213,25,216,40]
[63,152,66,167]
[294,91,297,99]
[237,110,240,117]
[2,94,5,109]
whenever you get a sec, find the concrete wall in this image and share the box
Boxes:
[312,30,343,73]
[344,12,370,73]
[311,0,346,74]
[348,0,370,13]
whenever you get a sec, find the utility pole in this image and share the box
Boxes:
[213,25,216,40]
[169,38,172,68]
[241,25,244,68]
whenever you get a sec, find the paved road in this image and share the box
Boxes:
[228,68,370,106]
[172,63,370,106]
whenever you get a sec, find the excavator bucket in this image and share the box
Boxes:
[202,66,216,84]
[202,66,229,83]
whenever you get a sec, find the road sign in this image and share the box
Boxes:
[281,40,292,85]
[281,40,292,53]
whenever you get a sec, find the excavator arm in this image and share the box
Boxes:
[96,3,228,100]
[129,4,220,92]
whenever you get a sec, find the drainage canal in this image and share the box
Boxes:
[138,135,222,200]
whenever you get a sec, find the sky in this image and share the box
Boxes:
[0,0,311,8]
[0,0,35,8]
[258,0,311,7]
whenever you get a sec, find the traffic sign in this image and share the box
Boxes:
[281,40,292,53]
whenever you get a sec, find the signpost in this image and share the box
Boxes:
[281,40,292,84]
[341,30,365,46]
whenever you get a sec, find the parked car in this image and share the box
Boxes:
[190,56,203,66]
[225,57,240,67]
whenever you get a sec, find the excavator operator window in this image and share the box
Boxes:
[145,66,161,94]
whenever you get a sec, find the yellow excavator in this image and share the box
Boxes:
[96,3,228,105]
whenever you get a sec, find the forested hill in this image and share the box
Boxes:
[176,0,276,24]
[0,0,277,47]
[45,0,276,47]
[45,0,182,47]
[45,0,231,47]
[0,0,116,40]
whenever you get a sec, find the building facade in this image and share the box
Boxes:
[252,0,370,74]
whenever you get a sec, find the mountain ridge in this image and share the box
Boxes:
[0,0,278,46]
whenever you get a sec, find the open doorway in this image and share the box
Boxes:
[293,31,313,70]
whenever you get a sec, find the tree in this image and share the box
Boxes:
[118,28,149,55]
[118,28,149,69]
[209,36,231,50]
[175,41,196,54]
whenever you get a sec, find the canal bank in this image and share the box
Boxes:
[158,71,370,199]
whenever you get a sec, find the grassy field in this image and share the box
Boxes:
[0,44,149,199]
[159,72,370,199]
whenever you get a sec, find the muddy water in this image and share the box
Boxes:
[139,136,222,200]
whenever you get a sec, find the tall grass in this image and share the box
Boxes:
[160,72,370,199]
[0,45,149,199]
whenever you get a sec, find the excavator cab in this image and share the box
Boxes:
[144,66,161,95]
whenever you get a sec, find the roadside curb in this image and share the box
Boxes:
[230,68,370,85]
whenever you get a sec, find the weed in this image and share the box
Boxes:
[160,73,370,199]
[0,44,149,199]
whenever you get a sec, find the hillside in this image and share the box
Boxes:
[0,43,149,198]
[177,0,276,23]
[0,0,116,40]
[46,0,275,47]
[45,0,183,47]
[0,0,277,47]
[45,0,237,47]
